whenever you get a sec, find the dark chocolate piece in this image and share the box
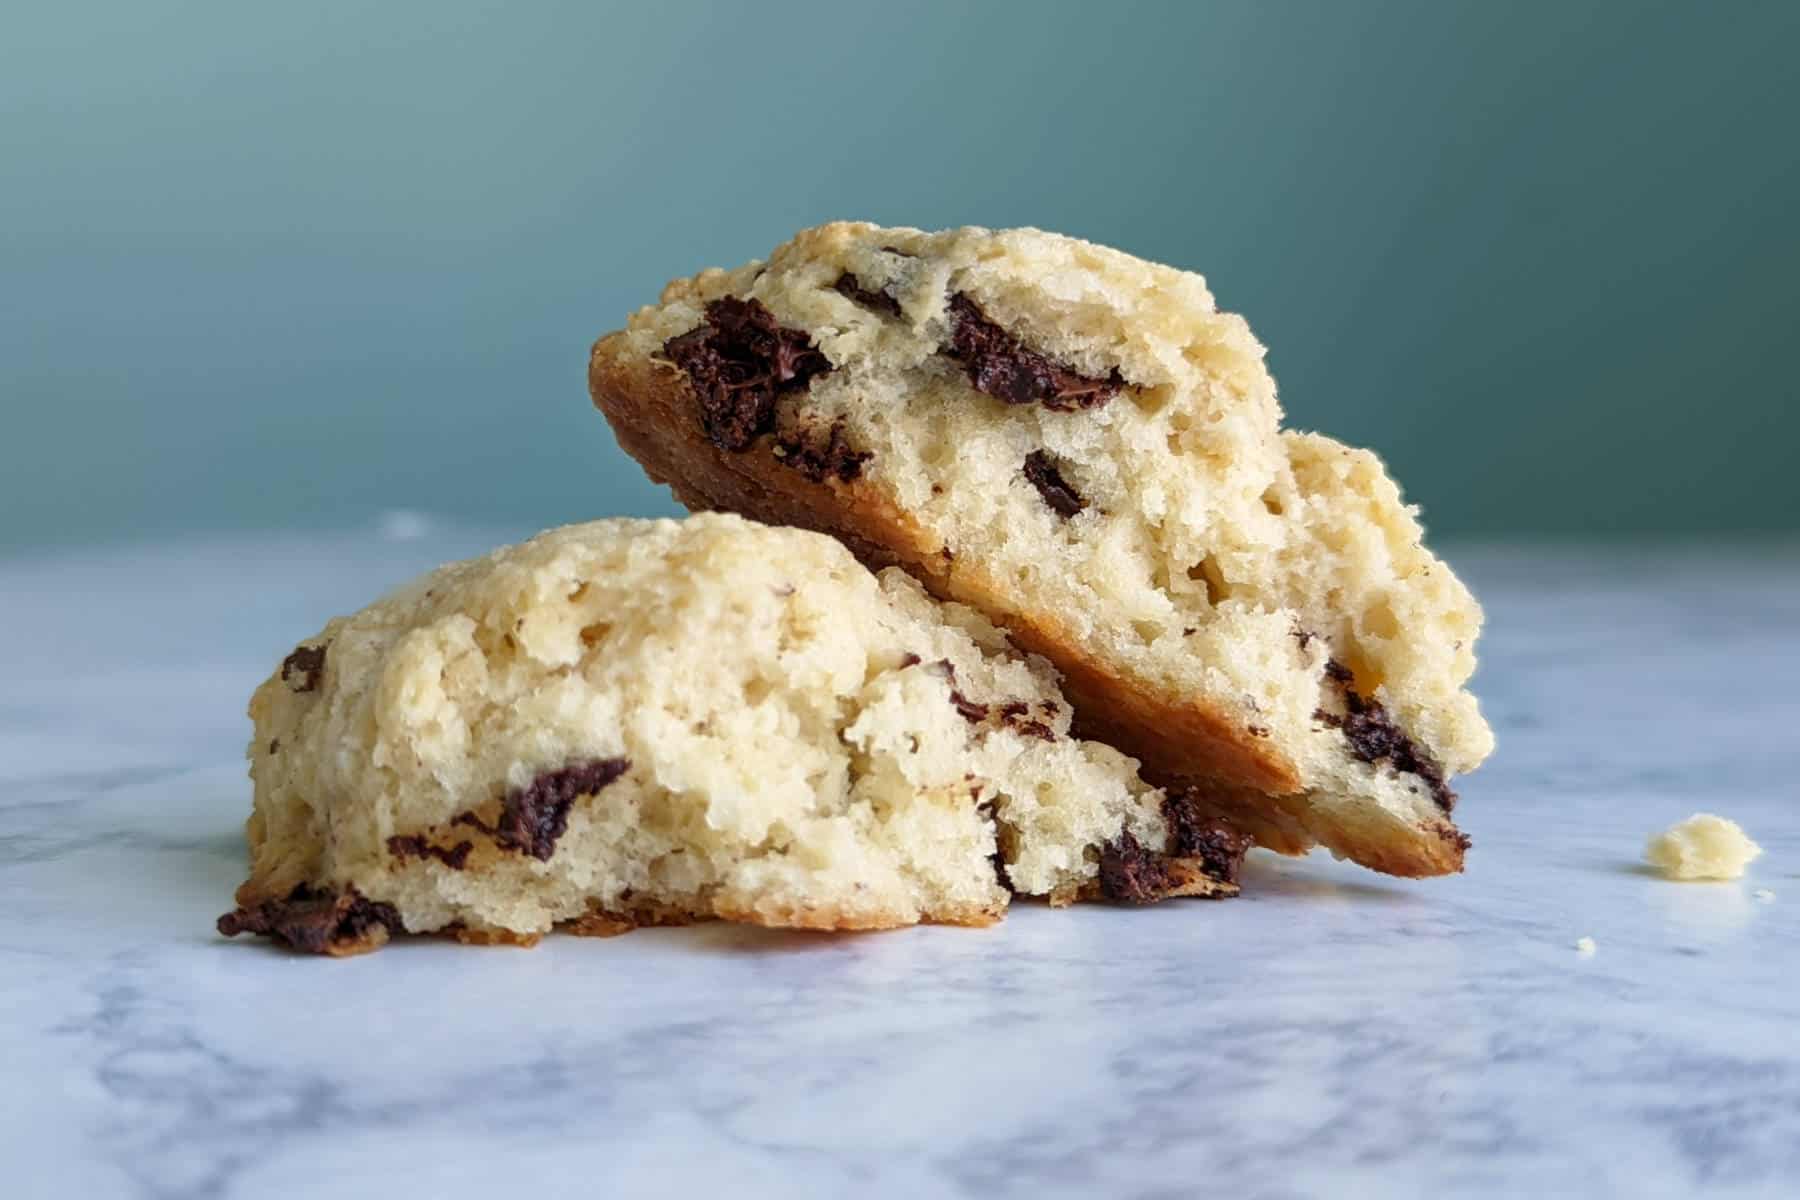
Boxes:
[280,643,328,693]
[995,700,1055,741]
[217,884,401,955]
[457,758,632,861]
[1160,792,1251,883]
[928,659,990,723]
[831,272,901,317]
[1316,660,1455,811]
[662,297,831,452]
[774,420,872,483]
[1022,450,1086,518]
[948,687,989,724]
[386,835,474,870]
[944,294,1123,412]
[1097,831,1178,904]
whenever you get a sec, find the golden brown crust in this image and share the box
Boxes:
[1179,786,1466,878]
[589,333,1299,799]
[449,925,544,947]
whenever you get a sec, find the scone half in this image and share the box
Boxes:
[589,223,1493,877]
[219,515,1244,954]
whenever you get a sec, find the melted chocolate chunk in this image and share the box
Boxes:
[1097,831,1178,905]
[662,297,832,452]
[458,758,632,861]
[1316,659,1455,812]
[944,294,1123,412]
[1160,792,1251,883]
[899,653,922,669]
[386,835,474,870]
[831,272,901,317]
[774,420,872,483]
[280,643,328,693]
[1022,450,1086,518]
[217,884,401,955]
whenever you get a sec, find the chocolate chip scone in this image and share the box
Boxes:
[588,222,1494,877]
[220,514,1243,955]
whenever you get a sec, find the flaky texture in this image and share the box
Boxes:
[221,515,1240,955]
[589,222,1493,876]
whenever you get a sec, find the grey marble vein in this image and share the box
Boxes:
[2,532,1796,1199]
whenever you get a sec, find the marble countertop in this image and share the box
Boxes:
[3,527,1795,1199]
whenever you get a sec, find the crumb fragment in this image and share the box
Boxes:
[1644,813,1763,881]
[1574,936,1597,956]
[1753,888,1775,903]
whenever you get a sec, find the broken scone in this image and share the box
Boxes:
[589,222,1494,877]
[219,515,1244,955]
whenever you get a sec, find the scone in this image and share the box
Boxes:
[219,515,1245,955]
[588,222,1494,877]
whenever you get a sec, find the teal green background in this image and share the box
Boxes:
[3,0,1796,551]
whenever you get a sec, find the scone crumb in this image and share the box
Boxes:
[1574,936,1597,956]
[1753,888,1776,903]
[1644,813,1763,881]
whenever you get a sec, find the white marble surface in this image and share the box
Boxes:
[3,527,1797,1199]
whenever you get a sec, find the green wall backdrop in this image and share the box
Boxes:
[3,0,1796,551]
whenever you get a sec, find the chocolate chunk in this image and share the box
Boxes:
[899,653,922,669]
[467,758,632,861]
[948,687,989,724]
[831,272,901,317]
[662,297,832,452]
[995,700,1055,742]
[1022,450,1086,518]
[927,659,990,723]
[267,739,280,755]
[1316,661,1455,812]
[386,835,474,870]
[943,294,1123,412]
[217,884,401,955]
[774,419,872,483]
[1160,792,1251,883]
[280,643,328,693]
[1097,831,1178,904]
[990,850,1014,893]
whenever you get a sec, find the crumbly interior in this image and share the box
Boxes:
[608,222,1493,872]
[1645,814,1763,881]
[234,515,1207,945]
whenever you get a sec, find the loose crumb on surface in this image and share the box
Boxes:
[1574,936,1597,956]
[1753,889,1776,903]
[1644,813,1762,881]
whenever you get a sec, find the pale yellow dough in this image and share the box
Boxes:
[1645,813,1763,881]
